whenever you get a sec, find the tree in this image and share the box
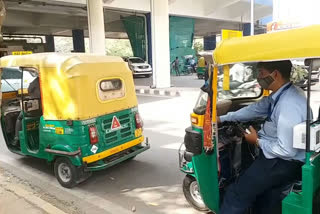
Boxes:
[193,41,203,55]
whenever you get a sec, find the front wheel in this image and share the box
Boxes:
[183,175,209,212]
[54,157,78,188]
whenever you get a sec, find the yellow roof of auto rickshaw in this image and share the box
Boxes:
[0,53,125,70]
[0,53,138,121]
[214,25,320,65]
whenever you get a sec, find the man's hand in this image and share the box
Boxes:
[244,126,258,145]
[217,116,221,123]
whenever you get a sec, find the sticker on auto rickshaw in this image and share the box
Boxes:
[111,116,121,130]
[55,127,64,135]
[12,51,33,55]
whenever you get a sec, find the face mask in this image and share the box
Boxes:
[257,73,275,89]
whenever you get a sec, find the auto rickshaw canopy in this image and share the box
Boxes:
[214,25,320,65]
[0,53,138,120]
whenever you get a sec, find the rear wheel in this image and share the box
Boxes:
[183,175,209,212]
[54,157,78,188]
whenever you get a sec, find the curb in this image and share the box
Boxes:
[135,88,181,97]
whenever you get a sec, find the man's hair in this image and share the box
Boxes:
[257,60,292,80]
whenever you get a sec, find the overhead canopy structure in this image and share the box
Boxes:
[3,0,272,38]
[214,25,320,65]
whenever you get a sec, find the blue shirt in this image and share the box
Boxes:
[220,82,308,162]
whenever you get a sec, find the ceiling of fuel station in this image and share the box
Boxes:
[2,0,270,38]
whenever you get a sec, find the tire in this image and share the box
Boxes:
[183,175,209,212]
[54,157,78,188]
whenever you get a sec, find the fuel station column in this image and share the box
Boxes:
[87,0,106,54]
[150,0,170,88]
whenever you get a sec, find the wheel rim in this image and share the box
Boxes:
[189,180,205,206]
[58,163,72,183]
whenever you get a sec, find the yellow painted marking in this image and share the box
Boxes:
[12,51,33,55]
[83,136,144,164]
[134,128,142,137]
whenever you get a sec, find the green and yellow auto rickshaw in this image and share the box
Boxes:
[0,53,149,188]
[179,25,320,213]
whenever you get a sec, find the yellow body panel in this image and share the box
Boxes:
[198,57,206,67]
[82,136,144,164]
[191,113,204,128]
[0,53,138,120]
[214,25,320,65]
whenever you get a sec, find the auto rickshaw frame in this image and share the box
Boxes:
[0,53,150,188]
[196,51,213,79]
[181,25,320,214]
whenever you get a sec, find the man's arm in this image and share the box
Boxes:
[220,96,270,123]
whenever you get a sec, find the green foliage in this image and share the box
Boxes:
[55,37,133,57]
[105,39,133,57]
[193,41,204,55]
[291,65,308,83]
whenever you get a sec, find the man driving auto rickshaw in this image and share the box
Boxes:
[179,25,320,214]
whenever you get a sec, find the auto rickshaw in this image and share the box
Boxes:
[179,25,320,214]
[196,51,212,79]
[0,53,150,188]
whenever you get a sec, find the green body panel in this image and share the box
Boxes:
[4,108,141,169]
[196,67,206,75]
[283,152,320,214]
[191,126,220,213]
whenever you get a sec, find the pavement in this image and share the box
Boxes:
[0,167,68,214]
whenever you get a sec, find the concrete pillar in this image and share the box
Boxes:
[87,0,106,54]
[243,23,251,36]
[203,35,216,50]
[150,0,170,88]
[45,35,55,52]
[72,29,85,52]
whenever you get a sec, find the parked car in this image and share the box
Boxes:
[123,57,152,78]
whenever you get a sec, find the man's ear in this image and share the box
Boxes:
[273,69,280,78]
